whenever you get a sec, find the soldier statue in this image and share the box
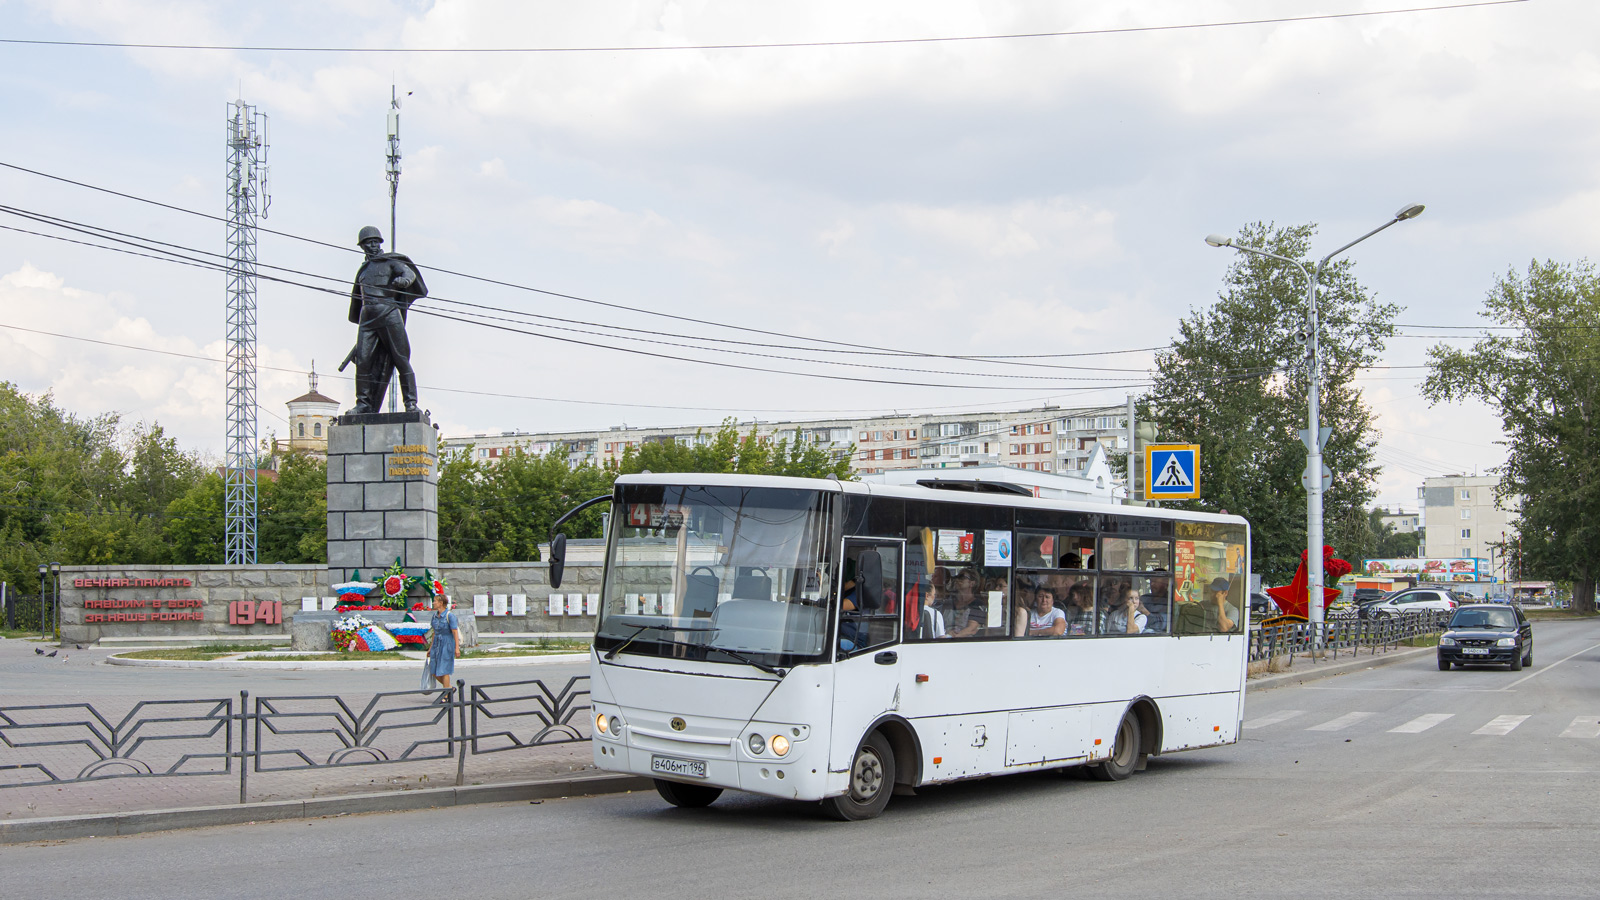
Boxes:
[340,225,428,414]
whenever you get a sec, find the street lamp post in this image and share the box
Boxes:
[1205,204,1424,647]
[36,563,48,640]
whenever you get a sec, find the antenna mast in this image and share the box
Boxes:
[385,85,402,413]
[225,99,269,564]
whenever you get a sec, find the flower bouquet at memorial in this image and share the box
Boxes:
[333,578,380,611]
[330,614,375,650]
[378,558,421,609]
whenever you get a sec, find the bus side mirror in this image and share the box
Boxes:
[549,533,567,589]
[858,550,884,611]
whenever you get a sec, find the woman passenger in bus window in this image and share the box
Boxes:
[1014,580,1067,637]
[1102,583,1150,635]
[1062,580,1095,635]
[940,569,986,638]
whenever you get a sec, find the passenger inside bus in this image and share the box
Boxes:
[1013,579,1067,637]
[1062,580,1095,635]
[1175,577,1240,634]
[939,569,986,638]
[1101,581,1149,635]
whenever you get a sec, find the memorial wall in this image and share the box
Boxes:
[58,561,603,645]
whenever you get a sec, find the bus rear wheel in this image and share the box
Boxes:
[654,778,723,808]
[822,731,896,821]
[1089,713,1142,782]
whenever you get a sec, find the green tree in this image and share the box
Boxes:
[1138,223,1398,584]
[259,453,327,563]
[1423,259,1600,612]
[614,420,855,480]
[1366,508,1420,560]
[163,474,225,564]
[438,448,614,563]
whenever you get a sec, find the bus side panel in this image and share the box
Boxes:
[1161,634,1249,695]
[910,712,1010,782]
[1157,692,1242,752]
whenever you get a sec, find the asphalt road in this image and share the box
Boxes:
[0,637,591,702]
[6,619,1599,899]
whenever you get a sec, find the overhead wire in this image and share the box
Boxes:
[0,159,1172,364]
[0,2,1527,53]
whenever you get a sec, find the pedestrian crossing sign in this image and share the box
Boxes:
[1144,444,1200,500]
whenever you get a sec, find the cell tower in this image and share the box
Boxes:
[224,100,269,564]
[385,85,403,413]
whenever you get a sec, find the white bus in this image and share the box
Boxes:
[562,472,1250,820]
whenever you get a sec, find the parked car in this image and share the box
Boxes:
[1249,592,1276,619]
[1367,587,1458,618]
[1437,603,1533,670]
[1352,589,1393,619]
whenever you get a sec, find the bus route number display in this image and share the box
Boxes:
[626,504,688,529]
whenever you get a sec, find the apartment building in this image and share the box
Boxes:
[441,404,1131,481]
[1420,475,1519,578]
[1380,509,1420,534]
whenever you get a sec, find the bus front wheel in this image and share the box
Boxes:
[1089,713,1142,782]
[654,778,723,808]
[822,731,896,821]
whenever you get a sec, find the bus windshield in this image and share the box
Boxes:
[596,484,835,666]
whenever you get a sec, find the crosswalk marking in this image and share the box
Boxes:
[1245,710,1306,729]
[1389,713,1454,734]
[1307,712,1376,732]
[1472,714,1530,736]
[1559,717,1600,739]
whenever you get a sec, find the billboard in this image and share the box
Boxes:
[1363,558,1484,578]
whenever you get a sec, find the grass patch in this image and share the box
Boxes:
[1,629,52,641]
[1525,608,1600,620]
[458,647,585,659]
[1400,634,1441,648]
[118,648,243,660]
[506,638,590,652]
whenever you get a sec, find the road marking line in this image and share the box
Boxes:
[1245,710,1306,729]
[1307,712,1376,731]
[1389,713,1454,733]
[1472,714,1530,735]
[1500,640,1600,691]
[1559,717,1600,739]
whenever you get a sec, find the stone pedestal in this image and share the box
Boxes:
[289,609,478,651]
[327,411,439,585]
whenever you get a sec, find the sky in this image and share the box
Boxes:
[0,0,1592,517]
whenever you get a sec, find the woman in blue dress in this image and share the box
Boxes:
[425,595,462,692]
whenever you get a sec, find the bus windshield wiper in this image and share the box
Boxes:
[602,623,786,677]
[601,619,717,661]
[705,645,787,678]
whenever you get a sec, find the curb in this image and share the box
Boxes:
[106,652,590,670]
[1247,645,1434,691]
[0,772,653,844]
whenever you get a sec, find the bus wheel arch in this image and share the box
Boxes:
[1090,699,1159,782]
[868,714,924,793]
[1126,696,1162,769]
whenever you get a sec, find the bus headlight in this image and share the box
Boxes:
[770,734,790,757]
[609,716,622,736]
[747,732,766,755]
[596,713,609,734]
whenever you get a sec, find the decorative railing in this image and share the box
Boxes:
[0,677,590,804]
[1249,609,1452,664]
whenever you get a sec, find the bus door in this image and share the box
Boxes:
[830,538,904,772]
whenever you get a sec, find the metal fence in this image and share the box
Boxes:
[0,676,590,804]
[1249,609,1451,665]
[3,593,45,631]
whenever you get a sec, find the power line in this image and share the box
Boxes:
[0,2,1526,53]
[0,321,1144,419]
[0,205,1163,389]
[0,159,1172,364]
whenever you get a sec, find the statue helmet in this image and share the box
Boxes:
[357,225,384,246]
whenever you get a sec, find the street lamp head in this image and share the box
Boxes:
[1204,234,1233,248]
[1394,203,1425,221]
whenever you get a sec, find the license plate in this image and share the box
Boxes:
[651,755,707,778]
[1463,648,1489,655]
